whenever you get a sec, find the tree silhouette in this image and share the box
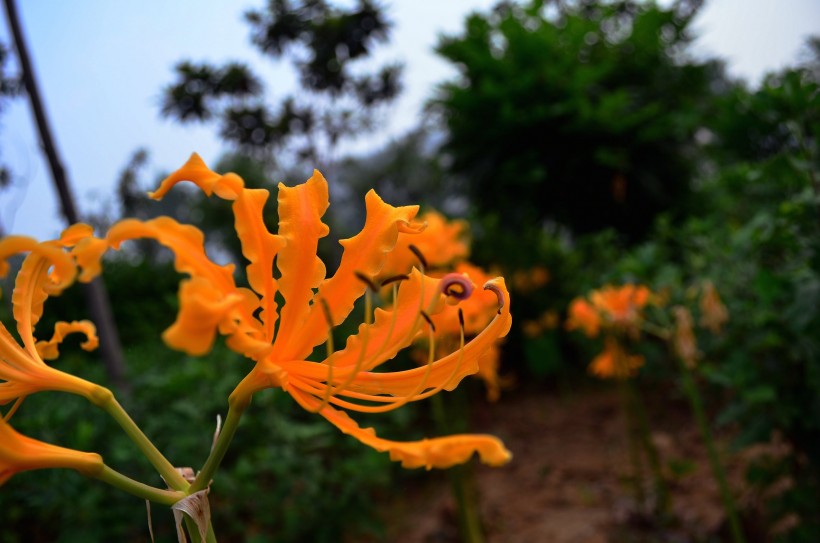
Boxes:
[160,0,402,170]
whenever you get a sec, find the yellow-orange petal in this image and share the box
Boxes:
[0,416,103,485]
[288,386,511,469]
[71,237,109,283]
[380,210,470,279]
[280,189,423,361]
[0,236,76,290]
[231,188,285,341]
[270,171,330,355]
[148,153,244,201]
[322,269,443,373]
[163,277,244,356]
[107,217,236,292]
[35,320,99,361]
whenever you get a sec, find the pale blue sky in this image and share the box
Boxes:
[1,0,818,239]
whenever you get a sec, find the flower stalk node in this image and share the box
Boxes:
[88,385,114,408]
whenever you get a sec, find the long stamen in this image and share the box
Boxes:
[3,396,24,421]
[484,281,506,314]
[313,298,335,413]
[408,244,428,272]
[320,273,376,406]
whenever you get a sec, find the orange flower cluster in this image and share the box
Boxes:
[566,284,653,379]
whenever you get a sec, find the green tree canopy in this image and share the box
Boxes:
[432,0,725,260]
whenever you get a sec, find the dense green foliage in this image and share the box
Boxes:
[433,0,722,252]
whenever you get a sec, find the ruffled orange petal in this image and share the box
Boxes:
[35,320,99,361]
[231,188,285,341]
[107,217,235,290]
[148,153,244,201]
[279,190,423,361]
[0,236,76,291]
[270,171,330,355]
[56,223,107,283]
[107,217,268,356]
[163,277,245,356]
[287,386,511,469]
[379,210,470,278]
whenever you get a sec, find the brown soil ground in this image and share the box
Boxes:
[379,386,764,543]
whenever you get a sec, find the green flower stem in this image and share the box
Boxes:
[89,386,189,491]
[190,392,248,494]
[94,464,185,505]
[678,364,746,543]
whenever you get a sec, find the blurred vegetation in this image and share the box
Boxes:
[2,0,820,541]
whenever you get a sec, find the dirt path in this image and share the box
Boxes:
[383,386,751,542]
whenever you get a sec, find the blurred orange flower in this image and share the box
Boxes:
[566,298,601,337]
[588,338,644,379]
[590,284,651,325]
[103,154,512,470]
[0,415,102,485]
[699,281,728,334]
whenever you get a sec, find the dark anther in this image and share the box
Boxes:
[439,273,474,300]
[354,271,378,292]
[458,308,465,329]
[408,244,428,270]
[381,274,409,287]
[484,282,506,314]
[319,297,334,327]
[420,310,436,332]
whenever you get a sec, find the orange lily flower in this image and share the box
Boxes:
[0,411,103,485]
[566,297,602,337]
[588,338,644,379]
[589,284,651,326]
[104,154,512,470]
[0,227,105,409]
